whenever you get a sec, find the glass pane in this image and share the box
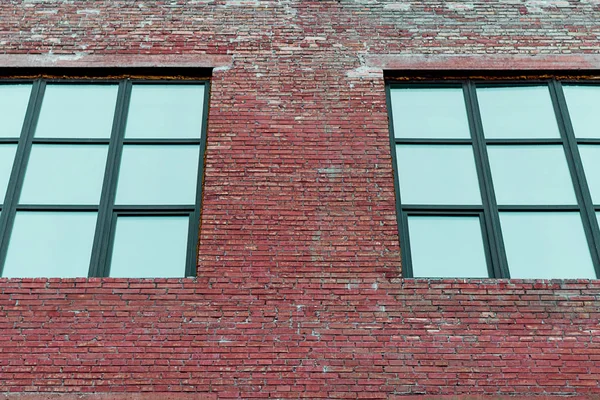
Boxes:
[477,86,560,138]
[20,145,108,205]
[0,145,17,203]
[125,85,205,138]
[109,216,189,278]
[390,88,470,139]
[579,145,600,204]
[115,145,199,205]
[3,212,97,278]
[0,85,31,138]
[35,84,118,138]
[396,145,481,205]
[563,85,600,138]
[408,216,489,278]
[488,146,576,205]
[500,212,596,279]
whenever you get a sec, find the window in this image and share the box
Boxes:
[0,76,209,278]
[388,78,600,279]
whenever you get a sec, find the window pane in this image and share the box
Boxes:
[488,146,576,205]
[408,216,489,278]
[2,212,97,278]
[109,216,189,278]
[578,145,600,204]
[500,212,596,279]
[115,145,199,205]
[396,145,481,205]
[0,84,31,138]
[477,86,560,139]
[563,85,600,138]
[20,145,108,205]
[390,88,470,139]
[0,145,17,203]
[125,85,205,139]
[35,85,118,138]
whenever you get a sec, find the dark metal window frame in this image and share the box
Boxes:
[386,77,600,279]
[0,75,211,277]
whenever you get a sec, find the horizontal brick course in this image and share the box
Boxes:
[0,279,599,397]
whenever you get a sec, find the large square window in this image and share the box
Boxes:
[389,79,600,279]
[0,77,209,278]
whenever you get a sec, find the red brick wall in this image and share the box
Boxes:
[1,0,600,397]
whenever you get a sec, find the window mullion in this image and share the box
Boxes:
[0,80,45,275]
[551,80,600,278]
[385,83,413,277]
[88,80,131,277]
[464,81,510,278]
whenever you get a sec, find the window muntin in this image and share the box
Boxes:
[0,78,209,278]
[389,79,600,279]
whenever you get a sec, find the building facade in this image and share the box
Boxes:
[1,0,600,398]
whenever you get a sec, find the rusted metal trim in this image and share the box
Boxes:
[385,71,600,81]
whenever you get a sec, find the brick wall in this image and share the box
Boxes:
[1,0,600,397]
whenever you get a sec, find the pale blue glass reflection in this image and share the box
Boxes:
[500,212,596,279]
[35,85,118,138]
[109,216,189,278]
[0,85,31,138]
[477,86,560,138]
[390,88,471,139]
[578,145,600,204]
[408,216,489,278]
[115,145,199,205]
[0,145,17,203]
[396,145,482,205]
[563,86,600,138]
[488,146,576,205]
[20,145,108,205]
[125,85,205,138]
[2,212,97,278]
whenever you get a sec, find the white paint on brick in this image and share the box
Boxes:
[42,52,89,63]
[76,9,101,15]
[384,2,411,11]
[447,2,474,10]
[224,0,261,6]
[23,0,73,3]
[524,0,570,12]
[346,65,381,79]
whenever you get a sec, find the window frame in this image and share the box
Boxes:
[386,77,600,279]
[0,76,210,278]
